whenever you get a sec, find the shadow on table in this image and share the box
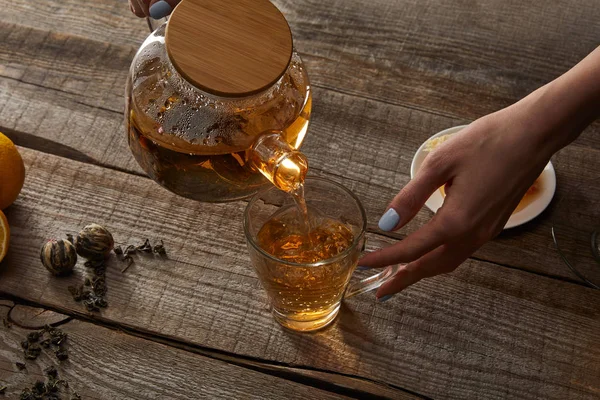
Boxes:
[280,302,375,347]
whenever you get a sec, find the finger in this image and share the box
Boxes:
[378,154,453,232]
[375,243,470,299]
[149,0,181,19]
[130,0,149,17]
[358,216,448,268]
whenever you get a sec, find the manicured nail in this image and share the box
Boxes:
[378,208,400,231]
[377,294,394,303]
[149,1,172,19]
[356,266,369,271]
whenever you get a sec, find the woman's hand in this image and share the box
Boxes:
[360,106,553,299]
[130,0,181,19]
[359,46,600,301]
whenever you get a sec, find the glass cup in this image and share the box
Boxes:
[244,177,400,332]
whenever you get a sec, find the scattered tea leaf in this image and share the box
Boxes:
[19,364,72,399]
[153,240,167,256]
[27,332,40,343]
[24,344,42,360]
[16,362,26,371]
[137,239,152,253]
[0,385,6,395]
[55,348,69,361]
[121,256,134,273]
[44,366,58,379]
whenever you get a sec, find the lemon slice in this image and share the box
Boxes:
[0,210,9,262]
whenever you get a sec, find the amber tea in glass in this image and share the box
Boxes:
[244,178,401,332]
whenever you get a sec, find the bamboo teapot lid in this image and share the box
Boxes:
[165,0,293,97]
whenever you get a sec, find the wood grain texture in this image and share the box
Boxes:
[4,0,600,122]
[2,60,599,284]
[1,0,599,281]
[166,0,293,96]
[0,148,599,399]
[0,304,349,399]
[8,304,71,329]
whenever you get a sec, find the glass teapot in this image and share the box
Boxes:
[125,0,312,202]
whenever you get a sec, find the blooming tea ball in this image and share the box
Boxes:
[75,223,114,260]
[40,239,77,276]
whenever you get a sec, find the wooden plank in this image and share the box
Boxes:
[0,304,350,399]
[3,61,600,282]
[3,0,600,122]
[0,148,599,399]
[1,0,600,279]
[8,304,70,329]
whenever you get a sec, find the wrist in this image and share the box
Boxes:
[506,46,600,156]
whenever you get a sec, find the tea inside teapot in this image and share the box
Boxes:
[125,0,312,202]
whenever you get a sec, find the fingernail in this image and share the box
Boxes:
[356,266,369,271]
[378,208,400,231]
[149,1,172,19]
[377,294,394,303]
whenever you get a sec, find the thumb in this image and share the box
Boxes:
[148,0,182,19]
[378,154,452,232]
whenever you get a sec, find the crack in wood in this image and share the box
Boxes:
[1,129,592,291]
[0,294,425,399]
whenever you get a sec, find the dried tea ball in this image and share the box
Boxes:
[75,223,114,260]
[40,239,77,276]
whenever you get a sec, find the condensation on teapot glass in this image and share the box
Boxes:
[125,24,312,202]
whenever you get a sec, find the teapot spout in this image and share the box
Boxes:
[247,131,308,192]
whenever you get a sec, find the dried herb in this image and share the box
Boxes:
[120,256,134,273]
[137,239,152,253]
[153,240,166,256]
[44,366,58,380]
[118,239,167,272]
[19,364,73,399]
[40,239,78,276]
[90,277,107,296]
[84,259,105,276]
[54,349,68,361]
[20,326,68,362]
[32,380,45,395]
[27,332,41,343]
[16,362,26,370]
[70,258,108,312]
[24,344,42,360]
[74,223,114,260]
[124,245,136,256]
[47,327,67,346]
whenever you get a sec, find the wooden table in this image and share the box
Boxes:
[1,0,599,398]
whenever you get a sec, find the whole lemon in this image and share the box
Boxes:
[0,132,25,210]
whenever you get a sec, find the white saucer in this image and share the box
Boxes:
[410,125,556,229]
